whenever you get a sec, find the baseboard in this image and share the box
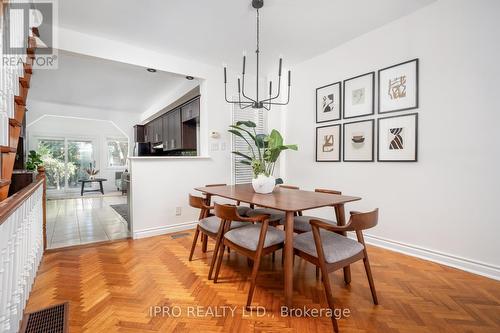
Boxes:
[133,221,197,239]
[354,233,500,281]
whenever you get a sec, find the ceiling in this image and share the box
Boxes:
[29,51,198,113]
[58,0,435,73]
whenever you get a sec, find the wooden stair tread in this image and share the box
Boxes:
[19,76,30,88]
[14,95,26,106]
[0,180,12,188]
[0,146,17,153]
[9,118,22,127]
[32,27,40,37]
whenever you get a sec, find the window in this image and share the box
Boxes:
[107,139,129,167]
[231,103,266,184]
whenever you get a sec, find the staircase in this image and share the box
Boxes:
[0,31,36,201]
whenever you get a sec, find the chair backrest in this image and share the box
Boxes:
[348,209,378,231]
[279,185,300,190]
[189,194,208,210]
[315,188,342,195]
[214,203,243,222]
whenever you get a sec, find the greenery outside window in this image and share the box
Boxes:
[107,139,129,167]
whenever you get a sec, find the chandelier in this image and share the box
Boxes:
[223,0,291,110]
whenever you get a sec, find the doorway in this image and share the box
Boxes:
[37,137,96,194]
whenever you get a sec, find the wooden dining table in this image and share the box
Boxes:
[195,183,361,307]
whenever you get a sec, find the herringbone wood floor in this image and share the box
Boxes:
[25,231,500,332]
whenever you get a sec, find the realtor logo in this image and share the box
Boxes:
[2,0,58,69]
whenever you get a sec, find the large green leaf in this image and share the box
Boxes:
[239,160,251,165]
[236,120,256,128]
[231,151,252,160]
[255,134,268,148]
[230,125,256,142]
[267,129,284,150]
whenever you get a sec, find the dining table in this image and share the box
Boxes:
[195,183,361,308]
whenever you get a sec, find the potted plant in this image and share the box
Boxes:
[229,121,298,194]
[26,150,44,173]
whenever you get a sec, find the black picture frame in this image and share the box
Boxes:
[342,71,375,120]
[343,119,375,162]
[378,58,419,114]
[377,113,418,162]
[315,124,341,162]
[316,81,342,124]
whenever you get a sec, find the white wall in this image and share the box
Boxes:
[26,100,139,192]
[283,0,500,278]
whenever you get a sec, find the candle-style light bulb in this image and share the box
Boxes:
[278,58,282,76]
[269,81,272,95]
[224,67,227,83]
[288,70,291,86]
[242,56,246,75]
[238,78,241,93]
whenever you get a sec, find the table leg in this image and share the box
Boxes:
[81,182,84,196]
[335,204,351,284]
[99,181,104,195]
[284,211,294,307]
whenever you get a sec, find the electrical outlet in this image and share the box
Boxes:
[175,207,182,216]
[211,143,219,151]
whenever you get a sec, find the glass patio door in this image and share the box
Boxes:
[67,140,94,190]
[37,138,96,193]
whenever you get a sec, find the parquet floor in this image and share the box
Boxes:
[25,231,500,332]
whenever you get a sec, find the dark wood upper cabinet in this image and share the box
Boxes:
[163,108,182,151]
[181,99,200,122]
[141,96,199,152]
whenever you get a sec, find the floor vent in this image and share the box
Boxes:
[20,302,68,333]
[171,232,190,239]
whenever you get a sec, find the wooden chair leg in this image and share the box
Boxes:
[315,266,320,280]
[246,253,263,309]
[272,252,275,263]
[363,256,378,305]
[201,234,208,253]
[208,221,226,280]
[188,227,200,261]
[320,269,339,333]
[213,243,226,283]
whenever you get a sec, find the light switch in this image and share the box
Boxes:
[211,143,219,151]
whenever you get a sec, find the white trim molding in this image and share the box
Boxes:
[133,221,198,239]
[355,233,500,281]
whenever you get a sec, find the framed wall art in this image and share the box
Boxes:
[316,124,341,162]
[343,119,374,162]
[343,72,375,119]
[316,81,341,123]
[378,58,419,114]
[377,113,418,162]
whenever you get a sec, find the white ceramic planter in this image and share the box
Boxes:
[252,174,276,194]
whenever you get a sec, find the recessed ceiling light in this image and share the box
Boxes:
[186,76,194,80]
[147,68,157,73]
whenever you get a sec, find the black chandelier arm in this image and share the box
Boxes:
[240,74,257,103]
[266,85,291,106]
[260,75,281,103]
[241,102,255,110]
[224,82,253,105]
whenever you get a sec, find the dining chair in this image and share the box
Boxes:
[199,183,252,253]
[293,209,379,332]
[212,203,285,309]
[187,194,249,280]
[247,185,300,224]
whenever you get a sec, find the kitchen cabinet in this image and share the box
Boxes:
[163,108,182,151]
[144,123,153,144]
[181,99,200,122]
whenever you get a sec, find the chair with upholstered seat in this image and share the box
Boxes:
[188,194,248,280]
[198,183,252,253]
[293,209,379,332]
[213,203,285,308]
